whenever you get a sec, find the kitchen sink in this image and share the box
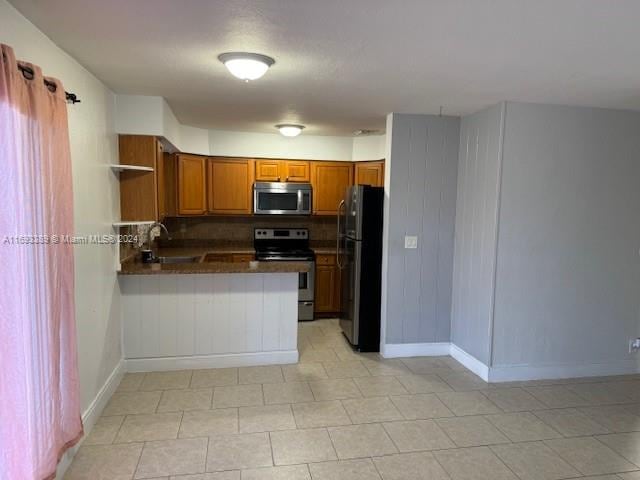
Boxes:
[155,255,201,264]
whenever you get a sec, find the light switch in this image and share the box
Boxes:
[404,235,418,249]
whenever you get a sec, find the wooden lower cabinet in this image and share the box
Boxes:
[315,253,341,314]
[202,252,255,263]
[355,160,385,187]
[231,253,255,263]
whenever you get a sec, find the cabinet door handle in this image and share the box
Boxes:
[277,176,281,182]
[285,176,289,182]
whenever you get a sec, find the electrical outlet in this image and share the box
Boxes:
[630,338,640,353]
[404,236,418,249]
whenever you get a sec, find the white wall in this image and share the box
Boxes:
[115,94,164,137]
[179,124,210,155]
[352,134,386,160]
[382,113,459,346]
[114,95,209,155]
[451,103,505,364]
[492,102,640,375]
[114,94,385,160]
[208,128,354,160]
[1,0,122,445]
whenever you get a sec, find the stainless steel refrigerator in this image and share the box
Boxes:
[337,185,384,351]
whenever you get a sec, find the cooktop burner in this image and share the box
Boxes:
[253,228,314,261]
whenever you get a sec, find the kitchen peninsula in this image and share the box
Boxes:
[119,256,309,371]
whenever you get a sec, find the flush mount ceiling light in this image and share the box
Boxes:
[218,52,275,81]
[276,124,305,137]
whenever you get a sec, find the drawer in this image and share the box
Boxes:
[202,253,233,263]
[232,253,255,263]
[315,254,336,266]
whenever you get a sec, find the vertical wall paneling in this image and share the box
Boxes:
[451,103,505,365]
[212,275,230,354]
[383,114,460,345]
[492,102,640,369]
[194,275,213,355]
[262,278,280,351]
[244,274,264,353]
[120,273,298,361]
[176,275,196,356]
[452,101,640,380]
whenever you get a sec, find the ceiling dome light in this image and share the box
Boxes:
[218,52,275,81]
[276,124,305,137]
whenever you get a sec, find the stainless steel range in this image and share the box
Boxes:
[254,228,315,321]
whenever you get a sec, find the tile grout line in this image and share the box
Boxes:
[66,320,640,477]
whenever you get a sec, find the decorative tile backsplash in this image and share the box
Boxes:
[163,216,337,243]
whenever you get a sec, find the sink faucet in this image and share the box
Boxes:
[145,222,171,252]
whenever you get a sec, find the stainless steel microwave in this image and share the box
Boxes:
[253,182,312,215]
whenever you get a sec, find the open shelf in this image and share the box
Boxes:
[110,164,154,172]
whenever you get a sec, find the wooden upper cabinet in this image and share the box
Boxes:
[159,152,177,219]
[355,160,385,187]
[310,161,354,215]
[255,159,310,182]
[119,135,159,221]
[207,157,255,214]
[177,154,207,215]
[156,141,166,219]
[119,134,156,168]
[283,160,310,182]
[255,159,282,182]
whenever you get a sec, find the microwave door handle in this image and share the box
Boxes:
[336,199,345,268]
[298,189,303,212]
[253,188,259,214]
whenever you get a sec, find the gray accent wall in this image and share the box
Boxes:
[451,103,505,364]
[383,114,460,344]
[492,102,640,368]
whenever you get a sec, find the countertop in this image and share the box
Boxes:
[119,243,334,275]
[119,260,310,275]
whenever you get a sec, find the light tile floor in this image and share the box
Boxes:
[65,319,640,480]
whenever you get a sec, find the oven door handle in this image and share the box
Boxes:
[258,256,314,261]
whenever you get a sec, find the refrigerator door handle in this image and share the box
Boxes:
[336,199,346,268]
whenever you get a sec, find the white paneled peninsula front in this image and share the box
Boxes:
[118,263,307,371]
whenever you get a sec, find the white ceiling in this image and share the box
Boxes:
[10,0,640,135]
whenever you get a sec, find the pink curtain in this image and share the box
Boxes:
[0,44,83,480]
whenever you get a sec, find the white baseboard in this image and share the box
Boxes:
[381,342,451,358]
[56,359,125,479]
[378,341,639,384]
[449,344,490,381]
[81,359,126,429]
[125,350,299,372]
[488,359,640,383]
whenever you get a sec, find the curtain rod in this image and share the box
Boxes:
[16,63,81,104]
